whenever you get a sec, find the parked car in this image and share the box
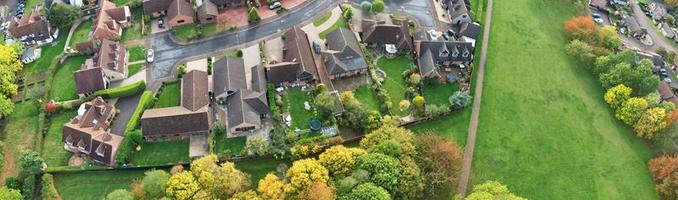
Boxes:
[158,18,165,29]
[269,1,282,10]
[428,29,439,40]
[146,49,154,63]
[313,42,321,54]
[592,13,603,23]
[665,78,672,83]
[447,29,455,37]
[442,34,449,41]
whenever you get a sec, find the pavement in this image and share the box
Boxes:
[110,93,142,135]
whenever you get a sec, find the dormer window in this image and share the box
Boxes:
[452,51,459,57]
[77,140,87,152]
[462,51,469,57]
[439,50,449,57]
[95,145,105,157]
[65,135,74,145]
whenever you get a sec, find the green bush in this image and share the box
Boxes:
[117,91,154,165]
[125,91,154,133]
[40,174,60,200]
[21,175,35,200]
[94,80,146,99]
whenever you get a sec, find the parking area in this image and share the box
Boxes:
[151,16,170,34]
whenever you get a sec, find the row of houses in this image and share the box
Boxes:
[142,0,247,28]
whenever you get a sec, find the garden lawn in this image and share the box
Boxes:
[69,19,93,49]
[24,0,42,15]
[236,158,289,183]
[353,85,380,113]
[154,82,180,108]
[121,7,148,43]
[50,56,86,101]
[0,102,40,179]
[42,111,77,167]
[313,12,332,26]
[54,169,145,200]
[216,136,246,157]
[127,45,146,62]
[130,140,189,165]
[471,0,657,199]
[173,24,200,41]
[25,31,67,73]
[408,108,470,145]
[422,81,459,106]
[319,16,346,39]
[377,56,412,116]
[128,64,145,76]
[113,0,133,6]
[286,88,316,130]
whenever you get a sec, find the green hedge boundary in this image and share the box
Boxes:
[94,80,146,99]
[116,91,154,165]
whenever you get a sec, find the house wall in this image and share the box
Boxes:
[329,69,368,80]
[199,14,216,24]
[169,15,194,28]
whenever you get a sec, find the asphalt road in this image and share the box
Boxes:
[149,0,436,80]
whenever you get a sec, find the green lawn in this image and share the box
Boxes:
[313,12,332,26]
[130,140,189,165]
[42,111,76,167]
[154,82,180,108]
[69,19,93,49]
[376,56,412,116]
[113,0,132,6]
[121,7,148,43]
[236,159,289,184]
[285,88,316,130]
[470,0,657,199]
[128,64,145,76]
[127,45,145,62]
[422,81,459,106]
[216,136,246,157]
[25,31,67,73]
[173,24,201,42]
[54,169,145,200]
[0,102,40,178]
[50,56,86,101]
[319,16,346,39]
[24,0,42,15]
[353,85,380,113]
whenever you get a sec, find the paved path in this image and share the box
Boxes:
[63,18,85,51]
[457,0,493,196]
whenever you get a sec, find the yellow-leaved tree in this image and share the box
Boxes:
[165,171,199,200]
[318,145,366,175]
[0,43,24,118]
[604,84,632,110]
[634,107,668,139]
[257,173,285,200]
[284,158,329,197]
[190,154,250,198]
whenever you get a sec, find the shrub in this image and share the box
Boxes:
[21,175,35,200]
[94,81,146,99]
[41,174,60,200]
[125,91,154,133]
[4,177,20,190]
[649,155,678,182]
[177,64,187,79]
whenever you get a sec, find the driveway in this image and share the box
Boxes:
[348,0,436,27]
[110,93,141,135]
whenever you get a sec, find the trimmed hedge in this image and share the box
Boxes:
[116,91,154,165]
[40,174,60,200]
[21,175,35,200]
[94,80,146,99]
[125,91,154,133]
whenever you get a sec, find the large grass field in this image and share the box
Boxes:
[377,56,412,116]
[50,56,86,101]
[69,19,93,49]
[470,0,657,199]
[0,102,40,179]
[54,169,145,200]
[42,111,76,167]
[154,82,181,108]
[130,139,189,165]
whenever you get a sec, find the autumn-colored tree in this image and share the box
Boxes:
[258,173,285,200]
[130,180,145,200]
[399,100,411,112]
[414,134,463,197]
[284,159,330,196]
[232,190,264,200]
[616,97,649,125]
[465,181,526,200]
[190,155,251,198]
[166,171,200,200]
[342,183,391,200]
[634,107,668,139]
[604,84,632,110]
[657,173,678,200]
[44,102,57,114]
[318,145,367,175]
[0,44,24,118]
[298,181,336,200]
[665,109,678,127]
[409,73,421,85]
[396,156,424,200]
[360,125,415,157]
[564,16,596,41]
[597,26,621,50]
[412,96,425,108]
[649,155,678,182]
[667,0,678,8]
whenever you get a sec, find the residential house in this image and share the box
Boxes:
[649,3,668,21]
[660,22,677,41]
[74,39,128,97]
[21,47,41,64]
[92,0,132,41]
[213,57,270,137]
[444,0,472,25]
[415,40,474,80]
[141,69,211,141]
[321,28,368,80]
[75,40,97,55]
[266,27,319,86]
[142,0,194,27]
[361,15,413,55]
[450,22,481,44]
[211,0,247,8]
[7,9,58,46]
[589,0,609,13]
[62,97,122,166]
[197,0,218,24]
[622,14,647,39]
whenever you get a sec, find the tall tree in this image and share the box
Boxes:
[48,3,82,29]
[356,153,401,193]
[166,171,200,200]
[414,134,463,197]
[315,91,337,122]
[190,155,250,198]
[318,145,366,175]
[465,181,526,200]
[633,107,668,139]
[604,84,632,110]
[564,16,596,42]
[360,125,415,157]
[616,97,649,125]
[0,44,23,118]
[341,183,391,200]
[258,173,285,200]
[0,187,21,200]
[565,39,596,65]
[371,0,385,13]
[141,170,170,199]
[284,159,330,197]
[648,155,678,182]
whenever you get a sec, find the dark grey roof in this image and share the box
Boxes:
[181,70,209,111]
[419,49,437,77]
[143,0,172,13]
[213,57,247,95]
[361,18,412,50]
[322,28,368,76]
[453,22,481,40]
[198,0,218,17]
[212,58,270,131]
[418,40,474,62]
[447,0,470,21]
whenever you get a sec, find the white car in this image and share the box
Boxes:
[146,49,154,63]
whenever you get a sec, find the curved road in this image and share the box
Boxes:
[149,0,436,80]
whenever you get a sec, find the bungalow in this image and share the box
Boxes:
[213,57,270,137]
[649,3,668,21]
[321,28,368,80]
[142,0,194,28]
[7,9,58,46]
[141,69,211,141]
[74,39,128,97]
[361,15,413,55]
[415,40,474,80]
[622,14,647,39]
[92,0,132,41]
[62,97,122,166]
[197,0,218,24]
[266,27,319,86]
[444,0,472,25]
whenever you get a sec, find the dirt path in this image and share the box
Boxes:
[457,0,493,196]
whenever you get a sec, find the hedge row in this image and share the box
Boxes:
[94,80,146,99]
[40,174,60,200]
[125,90,154,133]
[116,91,154,165]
